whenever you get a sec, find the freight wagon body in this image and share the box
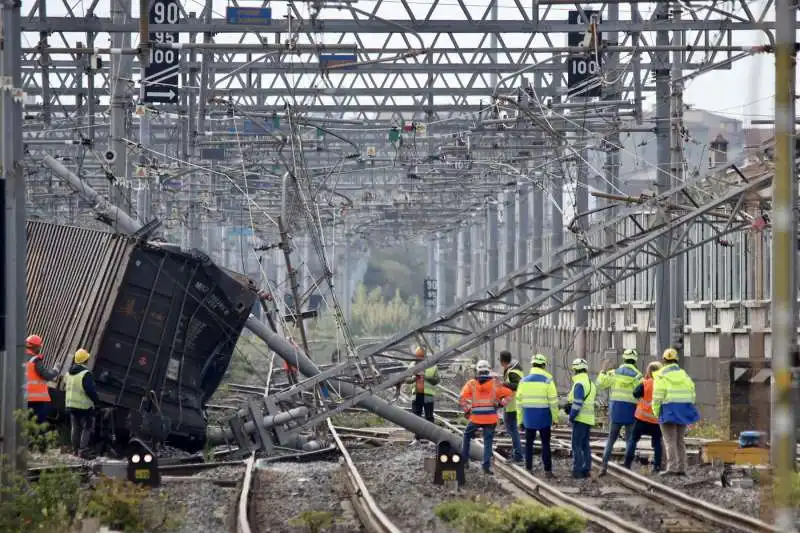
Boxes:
[26,221,258,452]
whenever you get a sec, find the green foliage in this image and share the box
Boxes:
[686,421,724,439]
[435,499,586,533]
[0,464,81,533]
[362,245,427,301]
[347,283,424,337]
[304,283,424,348]
[16,409,59,452]
[0,464,179,533]
[79,476,178,532]
[288,510,334,533]
[790,472,800,507]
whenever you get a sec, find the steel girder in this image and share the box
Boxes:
[19,0,771,121]
[266,159,775,429]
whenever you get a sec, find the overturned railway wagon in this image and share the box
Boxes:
[27,220,258,452]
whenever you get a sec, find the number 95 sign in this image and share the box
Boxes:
[144,0,181,104]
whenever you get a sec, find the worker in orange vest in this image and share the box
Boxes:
[459,359,513,475]
[623,361,664,472]
[25,334,59,424]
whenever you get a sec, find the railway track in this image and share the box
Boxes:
[549,435,779,533]
[436,386,777,533]
[235,420,403,533]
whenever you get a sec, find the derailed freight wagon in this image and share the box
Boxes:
[27,221,258,452]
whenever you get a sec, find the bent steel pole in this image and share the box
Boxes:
[42,155,142,234]
[244,316,484,460]
[770,0,797,530]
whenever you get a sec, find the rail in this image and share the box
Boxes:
[236,453,257,533]
[327,419,405,533]
[603,454,778,533]
[438,385,779,531]
[432,406,645,533]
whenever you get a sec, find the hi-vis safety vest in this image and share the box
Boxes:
[502,365,525,412]
[652,364,697,419]
[597,363,642,404]
[568,373,596,426]
[635,378,658,424]
[25,354,51,403]
[65,370,94,410]
[407,364,439,396]
[460,379,510,425]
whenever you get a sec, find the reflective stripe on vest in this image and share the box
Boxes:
[470,381,497,414]
[517,371,554,409]
[65,370,94,410]
[25,356,51,403]
[635,378,658,423]
[609,364,642,404]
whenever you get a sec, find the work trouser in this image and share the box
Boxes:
[660,422,687,473]
[571,422,592,477]
[623,420,663,471]
[524,426,552,472]
[27,402,51,425]
[601,422,634,467]
[503,411,523,461]
[68,409,94,456]
[462,422,496,471]
[411,393,435,440]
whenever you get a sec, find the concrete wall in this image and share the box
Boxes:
[475,299,781,429]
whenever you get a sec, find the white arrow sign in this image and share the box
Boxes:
[146,89,176,99]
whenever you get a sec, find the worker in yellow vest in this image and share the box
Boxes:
[566,358,596,479]
[64,349,100,458]
[499,350,524,463]
[652,348,700,476]
[406,345,440,444]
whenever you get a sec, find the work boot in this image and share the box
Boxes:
[512,456,524,464]
[544,471,556,480]
[482,467,494,476]
[659,471,674,477]
[598,467,607,477]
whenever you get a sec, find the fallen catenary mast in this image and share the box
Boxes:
[42,155,482,459]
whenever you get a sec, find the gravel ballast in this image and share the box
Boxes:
[249,460,360,533]
[153,465,244,533]
[348,442,512,532]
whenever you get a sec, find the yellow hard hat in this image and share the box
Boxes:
[662,348,679,362]
[74,349,90,365]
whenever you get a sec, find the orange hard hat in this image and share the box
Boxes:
[26,334,43,349]
[414,346,426,357]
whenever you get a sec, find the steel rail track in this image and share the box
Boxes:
[543,436,779,533]
[235,429,401,533]
[326,420,405,533]
[236,453,257,533]
[432,409,646,533]
[437,385,778,532]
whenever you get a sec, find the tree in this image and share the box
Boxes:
[305,283,424,340]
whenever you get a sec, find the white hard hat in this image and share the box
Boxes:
[571,358,588,371]
[475,359,491,375]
